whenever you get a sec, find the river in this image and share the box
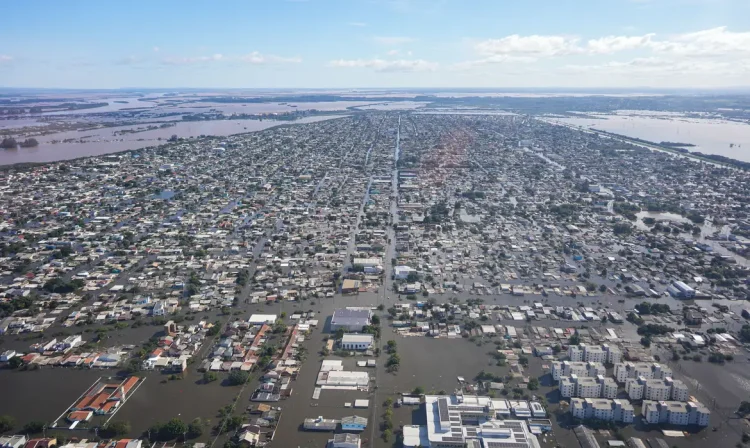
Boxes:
[555,113,750,162]
[0,115,346,165]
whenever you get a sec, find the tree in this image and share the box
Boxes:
[20,138,39,148]
[228,370,249,386]
[160,418,187,440]
[7,357,23,369]
[386,340,397,353]
[412,386,425,395]
[187,418,203,438]
[0,138,18,149]
[527,378,540,391]
[203,371,218,383]
[103,421,131,437]
[568,333,580,346]
[0,415,16,433]
[22,421,46,434]
[383,429,393,442]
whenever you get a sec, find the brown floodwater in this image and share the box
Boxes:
[0,116,345,166]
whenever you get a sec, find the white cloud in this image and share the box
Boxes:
[649,26,750,57]
[117,55,142,65]
[0,55,13,63]
[239,52,302,64]
[452,54,537,70]
[586,34,654,54]
[161,52,300,66]
[387,49,400,56]
[348,22,367,27]
[152,46,160,52]
[162,54,224,65]
[329,58,438,72]
[373,36,415,45]
[475,34,581,57]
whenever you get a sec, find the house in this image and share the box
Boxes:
[24,439,57,448]
[340,416,368,432]
[0,436,28,448]
[330,309,371,332]
[393,266,416,280]
[238,425,262,446]
[328,433,361,448]
[683,309,703,325]
[151,300,166,316]
[341,334,374,351]
[0,350,17,362]
[341,279,361,294]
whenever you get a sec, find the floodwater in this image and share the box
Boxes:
[634,211,747,265]
[556,113,750,162]
[0,115,346,165]
[0,368,106,430]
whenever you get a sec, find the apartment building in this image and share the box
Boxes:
[614,362,672,383]
[567,344,622,364]
[552,361,606,381]
[642,400,710,426]
[560,375,618,399]
[570,398,635,423]
[626,377,689,402]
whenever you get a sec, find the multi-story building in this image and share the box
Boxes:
[614,362,672,383]
[560,375,617,399]
[642,400,710,426]
[568,345,583,362]
[552,361,606,381]
[568,344,622,364]
[668,378,689,402]
[570,398,635,423]
[602,344,622,364]
[583,345,606,364]
[626,377,689,401]
[423,395,541,448]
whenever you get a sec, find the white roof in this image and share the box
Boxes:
[248,314,277,324]
[342,334,374,343]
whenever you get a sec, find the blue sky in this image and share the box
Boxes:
[1,0,749,88]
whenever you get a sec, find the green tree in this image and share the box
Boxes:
[0,415,16,433]
[383,428,392,442]
[187,419,203,438]
[160,418,187,440]
[203,371,218,383]
[527,378,539,391]
[103,421,131,437]
[228,370,249,386]
[22,421,46,435]
[412,386,425,395]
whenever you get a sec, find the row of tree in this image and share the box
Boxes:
[1,137,39,149]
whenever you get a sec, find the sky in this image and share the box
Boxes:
[2,0,750,89]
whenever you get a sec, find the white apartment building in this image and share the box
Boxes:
[626,377,688,401]
[602,344,622,364]
[568,344,622,364]
[560,375,618,399]
[568,345,584,362]
[642,400,710,426]
[614,362,672,383]
[552,361,606,381]
[570,398,635,423]
[668,378,689,402]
